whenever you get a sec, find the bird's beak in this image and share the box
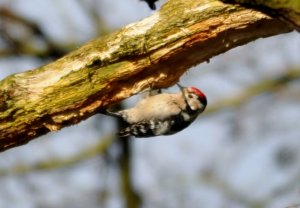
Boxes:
[176,83,184,90]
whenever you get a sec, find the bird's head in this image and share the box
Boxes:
[178,84,207,113]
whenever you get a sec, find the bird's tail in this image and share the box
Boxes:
[118,121,155,138]
[118,128,132,137]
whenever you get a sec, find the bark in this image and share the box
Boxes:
[0,0,294,151]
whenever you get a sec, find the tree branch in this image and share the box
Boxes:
[0,0,293,151]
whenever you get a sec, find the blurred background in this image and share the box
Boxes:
[0,0,300,208]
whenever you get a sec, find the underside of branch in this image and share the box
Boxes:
[0,0,293,151]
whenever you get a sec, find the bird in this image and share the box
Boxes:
[103,84,207,138]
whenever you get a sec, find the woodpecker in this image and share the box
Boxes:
[105,84,207,138]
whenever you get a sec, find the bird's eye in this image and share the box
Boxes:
[188,94,193,99]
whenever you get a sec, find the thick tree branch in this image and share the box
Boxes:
[0,0,294,151]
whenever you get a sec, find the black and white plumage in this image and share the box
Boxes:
[106,85,207,138]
